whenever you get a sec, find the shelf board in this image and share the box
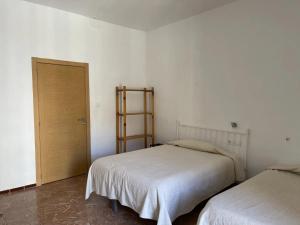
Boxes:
[119,134,152,141]
[118,112,152,116]
[116,88,153,93]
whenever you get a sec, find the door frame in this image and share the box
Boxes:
[32,57,91,186]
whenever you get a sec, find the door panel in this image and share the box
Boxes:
[37,63,88,184]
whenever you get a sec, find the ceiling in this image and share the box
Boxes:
[24,0,237,31]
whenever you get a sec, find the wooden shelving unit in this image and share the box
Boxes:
[116,86,155,154]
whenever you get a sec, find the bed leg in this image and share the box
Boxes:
[111,200,118,213]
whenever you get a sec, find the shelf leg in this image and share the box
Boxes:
[123,86,127,152]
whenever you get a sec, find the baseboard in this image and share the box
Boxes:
[0,184,36,195]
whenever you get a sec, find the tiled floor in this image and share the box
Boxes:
[0,175,204,225]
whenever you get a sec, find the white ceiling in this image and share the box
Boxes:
[24,0,237,31]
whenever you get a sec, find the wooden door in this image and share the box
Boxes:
[32,58,90,185]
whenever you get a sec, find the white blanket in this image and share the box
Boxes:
[86,145,236,225]
[197,170,300,225]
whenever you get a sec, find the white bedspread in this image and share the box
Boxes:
[86,145,236,225]
[198,170,300,225]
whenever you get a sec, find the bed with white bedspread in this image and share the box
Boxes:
[197,167,300,225]
[85,122,249,225]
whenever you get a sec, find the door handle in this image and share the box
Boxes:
[77,118,87,125]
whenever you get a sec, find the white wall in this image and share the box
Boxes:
[0,0,146,191]
[2,0,300,190]
[146,0,300,176]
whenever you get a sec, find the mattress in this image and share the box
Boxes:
[197,170,300,225]
[86,144,237,225]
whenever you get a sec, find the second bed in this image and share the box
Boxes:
[197,166,300,225]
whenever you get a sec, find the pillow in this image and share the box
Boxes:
[167,139,218,154]
[167,139,246,182]
[268,164,300,174]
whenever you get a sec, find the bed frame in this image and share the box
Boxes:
[176,121,250,171]
[111,121,250,213]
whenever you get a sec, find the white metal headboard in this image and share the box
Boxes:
[176,121,250,170]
